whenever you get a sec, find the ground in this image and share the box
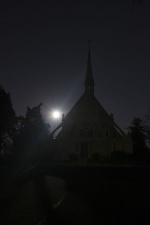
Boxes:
[0,165,150,225]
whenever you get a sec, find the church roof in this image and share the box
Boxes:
[66,92,110,119]
[65,47,109,119]
[51,47,127,138]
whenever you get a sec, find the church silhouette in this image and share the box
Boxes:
[50,48,132,163]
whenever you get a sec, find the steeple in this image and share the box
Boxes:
[84,44,95,94]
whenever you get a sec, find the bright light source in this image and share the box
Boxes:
[51,110,61,119]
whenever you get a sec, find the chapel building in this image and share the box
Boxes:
[50,49,132,162]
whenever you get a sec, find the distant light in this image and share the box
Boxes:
[51,110,61,120]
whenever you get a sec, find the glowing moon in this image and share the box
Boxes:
[51,110,61,119]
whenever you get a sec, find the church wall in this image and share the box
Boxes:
[50,48,133,164]
[53,115,133,161]
[52,133,132,162]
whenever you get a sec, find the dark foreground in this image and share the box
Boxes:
[0,165,150,225]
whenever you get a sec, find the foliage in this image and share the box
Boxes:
[0,86,16,158]
[14,103,50,163]
[91,152,100,162]
[128,117,148,161]
[69,153,78,161]
[144,110,150,146]
[111,151,126,162]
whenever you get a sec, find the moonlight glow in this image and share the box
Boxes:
[51,110,61,119]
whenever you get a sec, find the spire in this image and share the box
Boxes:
[84,42,95,94]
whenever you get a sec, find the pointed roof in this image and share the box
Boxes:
[66,46,109,118]
[66,92,110,119]
[50,48,127,139]
[84,47,95,94]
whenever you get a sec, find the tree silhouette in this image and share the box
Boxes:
[14,103,50,163]
[144,111,150,146]
[0,86,16,158]
[128,117,148,161]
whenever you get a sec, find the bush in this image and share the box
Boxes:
[69,153,78,161]
[91,152,100,162]
[111,151,126,162]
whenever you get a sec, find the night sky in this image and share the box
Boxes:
[1,0,150,131]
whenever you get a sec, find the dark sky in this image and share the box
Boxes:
[1,0,150,131]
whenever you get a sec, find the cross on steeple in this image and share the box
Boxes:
[84,42,95,94]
